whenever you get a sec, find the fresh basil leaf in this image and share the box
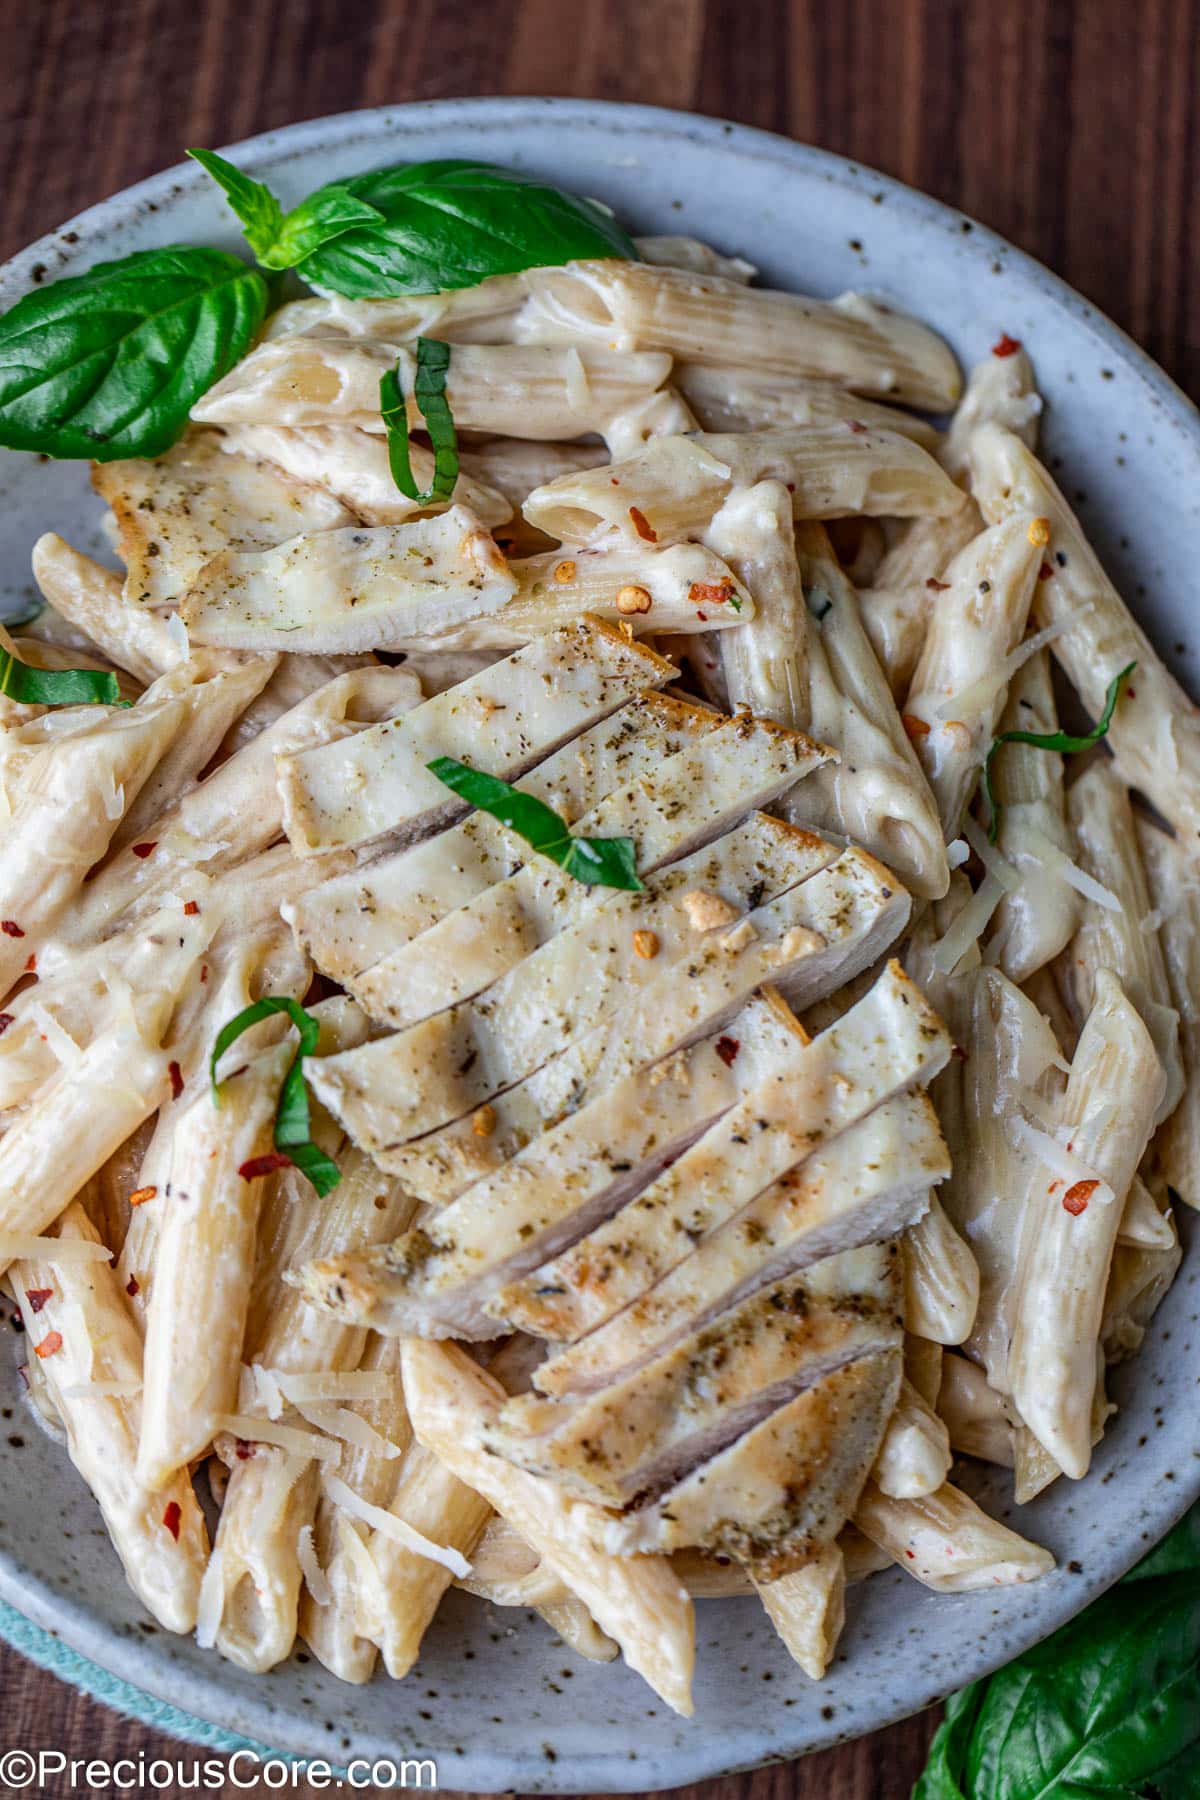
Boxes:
[0,246,267,461]
[914,1502,1200,1800]
[189,148,385,271]
[298,158,638,297]
[381,337,458,505]
[211,996,340,1196]
[983,661,1136,842]
[427,757,644,891]
[0,645,120,706]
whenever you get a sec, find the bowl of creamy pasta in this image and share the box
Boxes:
[0,98,1196,1790]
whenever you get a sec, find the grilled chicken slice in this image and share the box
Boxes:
[339,845,910,1201]
[92,428,351,605]
[486,1244,902,1506]
[297,992,809,1338]
[278,620,676,854]
[287,692,721,987]
[180,510,518,655]
[603,1348,902,1578]
[306,823,896,1157]
[531,1089,947,1397]
[499,963,950,1344]
[352,713,830,1028]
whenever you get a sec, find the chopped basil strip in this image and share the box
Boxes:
[188,149,386,271]
[982,661,1136,842]
[381,337,459,505]
[0,245,267,461]
[0,647,121,706]
[211,997,340,1197]
[428,757,644,891]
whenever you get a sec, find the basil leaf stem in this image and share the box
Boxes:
[982,661,1136,842]
[381,337,459,505]
[427,757,644,891]
[188,148,386,271]
[0,646,121,706]
[211,997,340,1196]
[0,246,267,461]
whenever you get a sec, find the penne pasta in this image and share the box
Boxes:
[854,1479,1053,1592]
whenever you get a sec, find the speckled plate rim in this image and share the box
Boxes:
[0,99,1197,1791]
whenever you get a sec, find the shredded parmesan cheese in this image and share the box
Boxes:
[276,1370,393,1406]
[26,1003,84,1071]
[946,838,970,869]
[0,1235,111,1265]
[165,613,190,662]
[1020,823,1122,913]
[298,1522,332,1607]
[930,872,1007,975]
[933,624,1062,723]
[295,1401,404,1462]
[961,817,1021,892]
[324,1473,471,1577]
[1009,1115,1117,1207]
[195,1546,225,1649]
[217,1415,341,1465]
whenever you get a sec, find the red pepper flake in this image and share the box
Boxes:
[925,577,950,592]
[905,1549,916,1559]
[846,419,868,433]
[901,713,931,743]
[24,1288,53,1314]
[0,920,24,938]
[0,1014,12,1037]
[992,333,1022,357]
[161,1500,182,1541]
[168,1061,184,1100]
[199,964,209,984]
[183,900,200,916]
[688,580,735,609]
[234,1438,256,1460]
[34,1330,62,1359]
[628,506,657,543]
[23,955,35,974]
[131,842,157,860]
[715,1036,740,1067]
[1038,561,1054,580]
[951,1043,968,1062]
[129,1185,157,1207]
[1063,1179,1098,1216]
[238,1152,293,1181]
[696,611,708,621]
[125,1276,140,1298]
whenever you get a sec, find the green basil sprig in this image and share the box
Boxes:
[187,149,387,271]
[0,645,120,706]
[0,246,267,462]
[982,661,1136,842]
[428,757,643,891]
[211,997,340,1197]
[914,1499,1200,1799]
[381,337,458,505]
[191,153,638,296]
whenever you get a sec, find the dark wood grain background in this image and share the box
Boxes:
[1,0,1195,1793]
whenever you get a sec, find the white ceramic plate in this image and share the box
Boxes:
[1,100,1197,1791]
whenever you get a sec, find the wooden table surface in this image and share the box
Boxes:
[2,0,1196,1793]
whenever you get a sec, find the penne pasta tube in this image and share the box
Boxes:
[702,482,807,729]
[181,510,517,655]
[987,649,1079,983]
[940,344,1041,482]
[193,338,673,441]
[207,1448,321,1672]
[903,518,1043,834]
[857,506,983,699]
[536,1595,620,1662]
[215,651,376,758]
[904,1334,944,1409]
[1011,1348,1115,1504]
[1008,970,1164,1477]
[871,1378,953,1499]
[420,540,753,652]
[367,1436,493,1681]
[854,1479,1053,1592]
[752,1543,845,1681]
[1119,1174,1178,1250]
[402,1339,695,1715]
[1065,761,1182,1122]
[136,1040,292,1490]
[515,263,961,409]
[1135,816,1200,1209]
[969,423,1200,843]
[935,1354,1014,1468]
[675,363,941,446]
[1103,1222,1182,1363]
[633,236,757,281]
[31,534,179,683]
[902,1195,980,1347]
[262,275,533,344]
[521,428,966,547]
[12,1204,208,1633]
[602,385,700,459]
[457,438,609,510]
[216,424,513,528]
[786,523,949,899]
